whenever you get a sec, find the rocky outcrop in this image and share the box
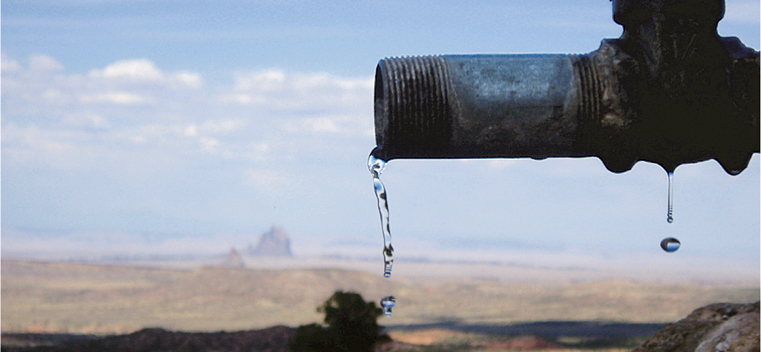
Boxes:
[632,301,759,352]
[219,247,245,268]
[247,226,292,257]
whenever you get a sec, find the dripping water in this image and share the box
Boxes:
[380,296,396,317]
[660,237,681,253]
[666,171,674,223]
[660,171,678,253]
[369,148,393,278]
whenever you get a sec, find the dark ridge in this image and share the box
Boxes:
[2,326,296,352]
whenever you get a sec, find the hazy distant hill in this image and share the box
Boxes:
[219,247,245,268]
[247,226,292,257]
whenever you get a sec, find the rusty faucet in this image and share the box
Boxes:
[372,0,759,175]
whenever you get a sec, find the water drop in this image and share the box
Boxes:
[660,237,681,253]
[666,171,674,223]
[380,296,396,317]
[369,148,394,278]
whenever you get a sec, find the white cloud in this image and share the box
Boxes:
[2,53,22,73]
[221,69,373,111]
[184,124,198,137]
[90,59,163,80]
[220,93,262,105]
[246,142,271,162]
[199,137,219,152]
[199,118,247,134]
[114,119,247,157]
[63,113,111,130]
[87,58,203,89]
[283,114,373,137]
[173,71,203,89]
[41,88,68,103]
[1,123,104,169]
[119,123,190,146]
[80,91,155,105]
[300,116,343,134]
[29,54,65,71]
[1,54,210,133]
[219,69,373,140]
[233,69,287,91]
[2,53,375,191]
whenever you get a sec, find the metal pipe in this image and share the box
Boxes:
[372,0,759,175]
[374,55,584,160]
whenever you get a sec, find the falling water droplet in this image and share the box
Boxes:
[380,296,396,317]
[660,237,681,253]
[369,148,394,278]
[666,171,674,223]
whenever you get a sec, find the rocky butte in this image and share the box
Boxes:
[219,247,245,268]
[247,226,293,257]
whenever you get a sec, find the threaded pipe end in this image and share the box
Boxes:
[374,56,454,160]
[574,54,603,149]
[574,53,638,173]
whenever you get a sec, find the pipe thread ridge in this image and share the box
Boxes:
[574,54,604,152]
[382,56,453,152]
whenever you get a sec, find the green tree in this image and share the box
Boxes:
[290,290,390,352]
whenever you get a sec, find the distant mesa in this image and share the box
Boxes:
[220,247,245,268]
[247,226,293,257]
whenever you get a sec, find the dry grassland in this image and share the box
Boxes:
[2,259,758,335]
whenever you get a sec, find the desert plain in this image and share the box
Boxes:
[2,254,758,350]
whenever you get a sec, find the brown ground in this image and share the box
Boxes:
[2,259,757,334]
[0,327,637,352]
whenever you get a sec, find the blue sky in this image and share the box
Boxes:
[2,1,759,273]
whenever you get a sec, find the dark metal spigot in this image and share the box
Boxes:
[373,0,759,175]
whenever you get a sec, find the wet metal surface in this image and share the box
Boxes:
[373,0,759,175]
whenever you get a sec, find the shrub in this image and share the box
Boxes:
[290,290,390,352]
